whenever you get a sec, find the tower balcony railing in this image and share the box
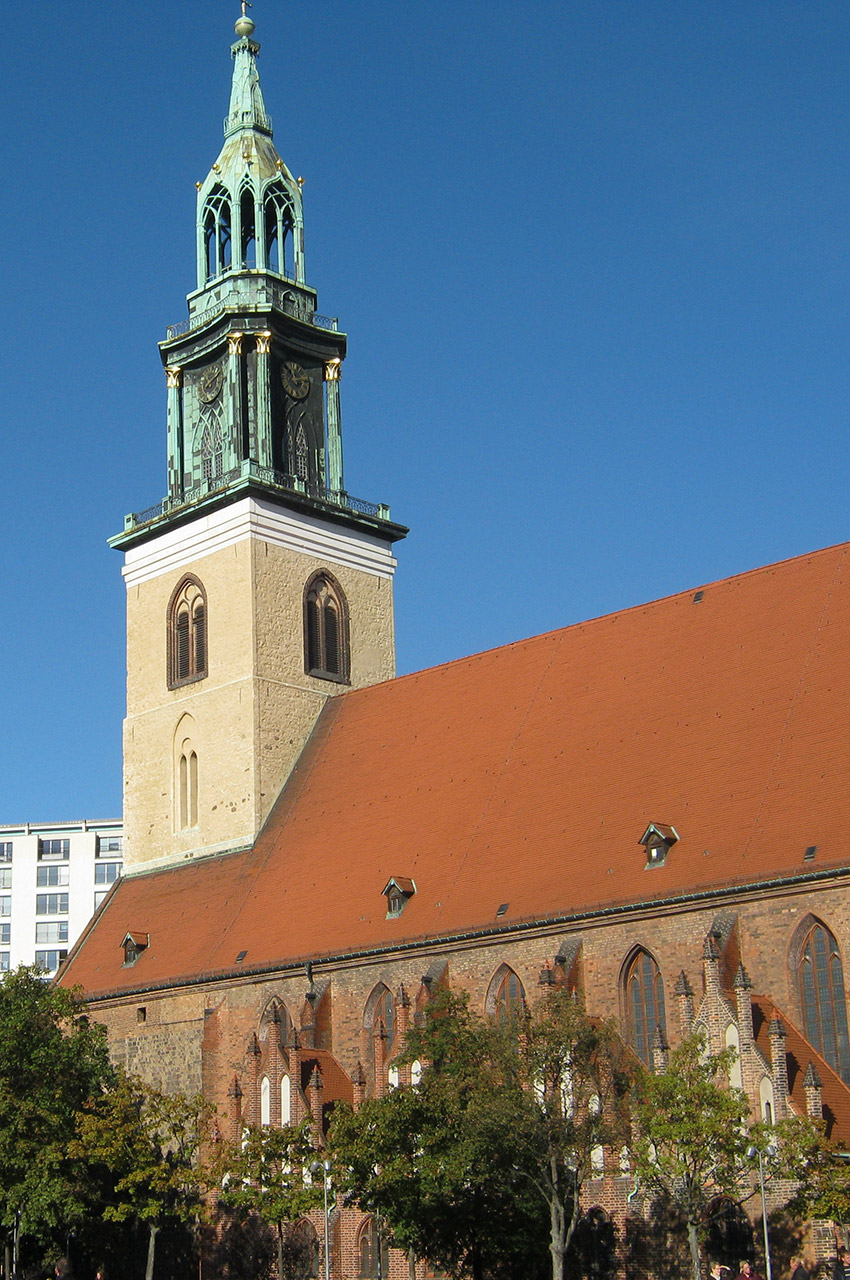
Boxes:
[166,279,338,340]
[122,460,390,532]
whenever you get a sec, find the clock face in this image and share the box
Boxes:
[198,364,223,404]
[280,360,310,400]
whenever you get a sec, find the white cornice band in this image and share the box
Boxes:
[122,497,398,588]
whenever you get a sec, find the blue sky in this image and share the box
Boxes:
[2,1,850,821]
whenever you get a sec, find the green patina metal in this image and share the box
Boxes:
[112,7,406,552]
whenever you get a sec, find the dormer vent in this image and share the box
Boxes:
[639,823,679,868]
[382,876,415,919]
[804,845,817,862]
[121,931,150,967]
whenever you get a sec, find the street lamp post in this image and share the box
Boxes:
[312,1159,332,1280]
[746,1145,776,1280]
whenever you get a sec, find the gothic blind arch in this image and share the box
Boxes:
[167,576,208,688]
[621,946,667,1067]
[485,963,527,1024]
[304,571,350,683]
[356,1217,388,1280]
[364,982,395,1052]
[173,712,199,832]
[791,916,850,1082]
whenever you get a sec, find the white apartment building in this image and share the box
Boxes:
[0,820,123,976]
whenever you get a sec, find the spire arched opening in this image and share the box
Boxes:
[203,187,232,282]
[264,185,294,278]
[240,186,256,269]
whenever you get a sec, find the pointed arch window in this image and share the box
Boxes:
[372,986,394,1050]
[201,416,224,484]
[240,186,256,268]
[486,965,526,1025]
[625,948,667,1067]
[168,577,208,688]
[798,922,850,1082]
[357,1218,389,1280]
[264,184,294,277]
[203,186,231,281]
[304,572,350,683]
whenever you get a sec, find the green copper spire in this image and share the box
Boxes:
[226,5,272,138]
[195,5,305,288]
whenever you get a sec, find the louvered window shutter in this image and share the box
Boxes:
[176,611,191,679]
[324,602,340,675]
[194,604,207,674]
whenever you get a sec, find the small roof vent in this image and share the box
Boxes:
[383,876,416,919]
[639,823,679,868]
[804,845,817,862]
[692,590,704,603]
[496,902,510,917]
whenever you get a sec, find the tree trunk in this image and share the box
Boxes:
[408,1247,417,1280]
[146,1223,160,1280]
[277,1224,285,1280]
[687,1218,702,1280]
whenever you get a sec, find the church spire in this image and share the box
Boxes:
[226,5,272,138]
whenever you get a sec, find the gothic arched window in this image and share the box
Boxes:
[304,572,350,683]
[357,1218,389,1280]
[292,1220,319,1280]
[263,183,294,276]
[624,948,667,1067]
[372,985,394,1051]
[798,922,850,1082]
[487,965,526,1025]
[203,186,231,281]
[168,576,208,688]
[240,185,256,269]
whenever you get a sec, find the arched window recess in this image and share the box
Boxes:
[485,964,527,1026]
[795,918,850,1082]
[304,571,350,684]
[203,186,231,282]
[168,576,208,688]
[622,946,667,1068]
[263,183,295,277]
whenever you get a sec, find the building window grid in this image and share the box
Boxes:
[97,836,123,857]
[36,893,69,916]
[95,862,122,886]
[35,950,67,975]
[0,954,8,972]
[38,838,70,860]
[0,925,10,945]
[0,898,10,918]
[37,865,69,888]
[36,922,69,945]
[0,843,12,862]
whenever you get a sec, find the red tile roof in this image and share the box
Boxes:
[752,997,850,1144]
[63,541,850,998]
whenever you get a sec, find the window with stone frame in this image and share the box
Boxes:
[304,571,350,683]
[625,948,667,1067]
[492,966,526,1025]
[168,575,208,688]
[798,921,850,1082]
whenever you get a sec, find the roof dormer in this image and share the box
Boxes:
[382,877,415,919]
[639,823,679,868]
[121,931,150,967]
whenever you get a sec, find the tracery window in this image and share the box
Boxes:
[798,922,850,1082]
[264,183,294,276]
[624,948,667,1067]
[372,985,394,1051]
[493,966,526,1025]
[304,572,350,683]
[168,576,208,688]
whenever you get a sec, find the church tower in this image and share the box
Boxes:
[112,8,406,873]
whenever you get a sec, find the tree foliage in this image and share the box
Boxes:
[213,1120,323,1280]
[330,987,634,1280]
[75,1072,212,1280]
[772,1114,850,1226]
[0,967,114,1257]
[631,1033,753,1280]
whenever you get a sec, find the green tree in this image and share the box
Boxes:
[330,990,548,1280]
[0,967,114,1267]
[631,1032,753,1280]
[76,1072,212,1280]
[214,1120,323,1280]
[508,988,635,1280]
[331,988,634,1280]
[772,1113,850,1225]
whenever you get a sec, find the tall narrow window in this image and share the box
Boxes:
[372,986,394,1051]
[202,187,231,281]
[241,187,256,268]
[174,715,199,834]
[357,1218,389,1280]
[304,572,350,683]
[168,577,208,688]
[624,948,667,1066]
[798,922,850,1082]
[493,967,526,1024]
